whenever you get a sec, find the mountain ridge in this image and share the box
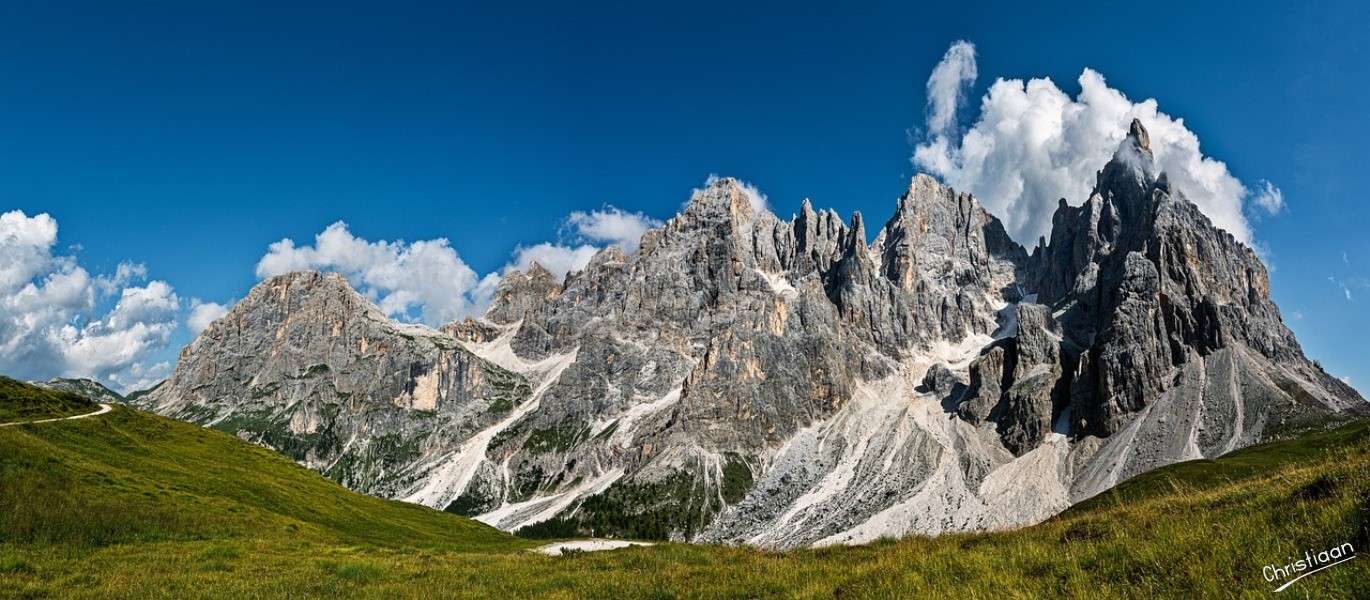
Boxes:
[138,120,1366,547]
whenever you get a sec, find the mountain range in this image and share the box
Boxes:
[130,120,1367,548]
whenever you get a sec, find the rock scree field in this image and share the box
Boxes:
[1,378,1368,598]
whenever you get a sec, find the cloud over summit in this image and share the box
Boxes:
[254,205,664,326]
[255,222,498,326]
[914,41,1276,247]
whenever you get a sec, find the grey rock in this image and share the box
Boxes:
[485,261,562,325]
[140,271,533,499]
[31,378,124,404]
[141,125,1365,547]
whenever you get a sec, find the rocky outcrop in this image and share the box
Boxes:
[485,262,562,325]
[139,272,533,498]
[1010,120,1365,497]
[143,127,1365,548]
[32,378,125,404]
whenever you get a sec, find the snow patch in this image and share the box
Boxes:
[533,540,652,556]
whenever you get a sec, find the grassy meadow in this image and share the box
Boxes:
[1,378,1367,598]
[0,378,97,424]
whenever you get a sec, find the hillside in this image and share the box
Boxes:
[0,377,97,423]
[139,121,1366,547]
[2,378,1367,598]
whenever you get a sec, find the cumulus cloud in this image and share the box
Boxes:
[256,222,493,325]
[500,205,664,280]
[0,210,180,392]
[253,205,665,326]
[187,299,231,336]
[1251,180,1285,215]
[565,207,661,252]
[913,42,1274,247]
[507,242,600,280]
[58,280,180,384]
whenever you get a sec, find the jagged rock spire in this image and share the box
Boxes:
[1128,118,1150,151]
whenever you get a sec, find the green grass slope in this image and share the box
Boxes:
[0,377,97,423]
[2,375,1368,598]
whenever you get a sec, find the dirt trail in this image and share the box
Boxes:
[0,403,113,427]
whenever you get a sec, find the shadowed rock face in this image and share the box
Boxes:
[1027,120,1363,443]
[143,128,1365,548]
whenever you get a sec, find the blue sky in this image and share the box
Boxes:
[1,1,1366,391]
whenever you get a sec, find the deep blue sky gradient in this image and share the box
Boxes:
[2,1,1366,387]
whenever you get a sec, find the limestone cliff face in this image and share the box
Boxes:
[144,127,1365,547]
[137,272,532,498]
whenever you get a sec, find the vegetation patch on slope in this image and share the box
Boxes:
[0,376,97,423]
[1,373,1368,598]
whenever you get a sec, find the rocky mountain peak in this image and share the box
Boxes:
[142,145,1365,549]
[525,261,559,284]
[680,176,759,226]
[141,268,532,504]
[486,262,565,325]
[846,211,867,252]
[1101,118,1158,190]
[1024,119,1366,447]
[876,173,1026,294]
[1128,117,1150,151]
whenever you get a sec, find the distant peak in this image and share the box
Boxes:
[706,176,741,189]
[525,261,557,281]
[848,211,867,249]
[909,173,941,189]
[260,270,350,289]
[894,173,959,216]
[682,175,756,223]
[1100,118,1158,186]
[1128,118,1150,152]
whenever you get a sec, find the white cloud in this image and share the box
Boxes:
[925,40,977,137]
[0,210,59,291]
[565,207,661,252]
[256,222,490,325]
[114,361,172,393]
[913,43,1270,247]
[187,299,231,336]
[507,243,600,280]
[0,210,180,392]
[1329,275,1353,301]
[252,206,664,327]
[702,174,769,212]
[497,205,663,281]
[57,280,179,383]
[1251,180,1285,215]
